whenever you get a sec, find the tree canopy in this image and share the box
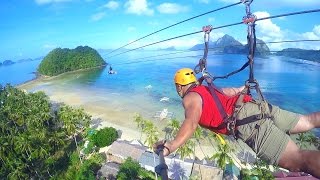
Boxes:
[0,84,93,179]
[38,46,106,76]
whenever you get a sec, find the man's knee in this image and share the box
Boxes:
[279,150,307,172]
[278,140,307,172]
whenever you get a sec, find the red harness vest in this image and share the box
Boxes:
[189,85,251,134]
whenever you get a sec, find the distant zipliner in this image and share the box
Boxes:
[107,64,117,74]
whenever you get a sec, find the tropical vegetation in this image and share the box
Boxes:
[240,159,275,180]
[116,157,155,180]
[38,46,106,76]
[91,127,118,148]
[0,84,103,179]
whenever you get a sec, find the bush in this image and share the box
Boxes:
[116,158,154,180]
[92,127,118,147]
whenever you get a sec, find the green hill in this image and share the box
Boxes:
[38,46,106,76]
[275,48,320,62]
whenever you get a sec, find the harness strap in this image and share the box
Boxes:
[207,84,229,121]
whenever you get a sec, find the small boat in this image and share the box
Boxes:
[154,108,174,121]
[145,85,152,89]
[160,97,170,102]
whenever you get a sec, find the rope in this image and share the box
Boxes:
[106,2,242,56]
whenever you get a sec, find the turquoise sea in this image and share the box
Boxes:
[1,50,319,137]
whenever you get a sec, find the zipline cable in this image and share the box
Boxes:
[109,39,320,63]
[107,8,320,59]
[106,2,242,56]
[113,48,320,66]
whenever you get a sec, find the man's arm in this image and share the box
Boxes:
[164,92,202,156]
[220,85,245,96]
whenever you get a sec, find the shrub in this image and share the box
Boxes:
[116,158,154,180]
[92,127,118,147]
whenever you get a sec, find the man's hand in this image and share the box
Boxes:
[153,140,171,156]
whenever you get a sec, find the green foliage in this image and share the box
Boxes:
[55,151,105,180]
[0,84,92,179]
[83,141,96,155]
[240,159,275,180]
[133,114,159,149]
[209,143,234,170]
[116,158,155,180]
[76,153,105,180]
[296,132,319,149]
[92,127,118,148]
[142,120,159,149]
[38,46,106,76]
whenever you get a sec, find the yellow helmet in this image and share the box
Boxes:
[174,68,197,85]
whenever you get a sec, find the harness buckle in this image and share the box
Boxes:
[226,117,237,139]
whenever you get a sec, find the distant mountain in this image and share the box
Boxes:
[160,46,176,51]
[243,39,271,56]
[190,34,243,52]
[189,34,270,56]
[2,60,15,66]
[275,48,320,62]
[17,58,33,63]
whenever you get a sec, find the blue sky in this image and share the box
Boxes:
[1,0,320,60]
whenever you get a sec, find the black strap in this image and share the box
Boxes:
[236,114,263,126]
[207,83,228,122]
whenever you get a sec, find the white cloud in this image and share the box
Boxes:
[127,26,136,32]
[313,25,320,36]
[104,1,119,10]
[125,0,154,16]
[35,0,71,5]
[196,0,210,4]
[208,17,215,23]
[157,3,188,14]
[91,12,106,21]
[253,11,284,50]
[43,44,57,49]
[148,21,160,26]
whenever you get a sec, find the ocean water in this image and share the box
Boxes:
[1,50,320,136]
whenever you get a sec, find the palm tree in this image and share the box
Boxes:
[167,119,180,140]
[133,113,145,140]
[176,139,196,160]
[209,143,234,170]
[142,120,159,149]
[193,126,208,159]
[141,119,159,180]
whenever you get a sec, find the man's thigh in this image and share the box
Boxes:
[238,119,290,165]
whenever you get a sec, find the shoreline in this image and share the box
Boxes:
[17,65,106,88]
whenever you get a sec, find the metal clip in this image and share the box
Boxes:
[242,14,256,24]
[241,0,253,5]
[202,25,213,33]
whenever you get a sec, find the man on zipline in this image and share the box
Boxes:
[154,68,320,178]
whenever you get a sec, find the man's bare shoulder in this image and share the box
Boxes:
[183,92,202,106]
